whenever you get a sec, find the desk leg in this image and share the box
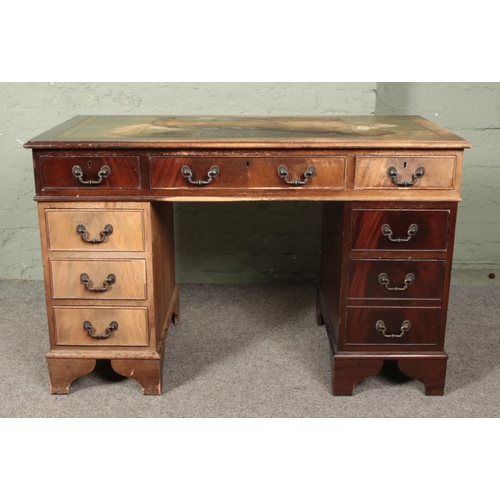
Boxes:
[316,287,324,326]
[329,351,448,396]
[330,351,384,396]
[47,358,96,394]
[111,357,164,395]
[173,293,180,325]
[109,284,180,395]
[398,356,448,395]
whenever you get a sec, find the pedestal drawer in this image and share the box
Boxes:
[45,209,145,251]
[345,307,441,347]
[53,307,149,346]
[50,259,147,300]
[350,209,450,251]
[348,259,445,299]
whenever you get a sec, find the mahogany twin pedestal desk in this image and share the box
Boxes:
[25,115,471,396]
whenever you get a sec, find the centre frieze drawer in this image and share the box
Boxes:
[53,306,149,347]
[149,156,346,189]
[348,259,445,300]
[50,259,147,300]
[45,209,145,252]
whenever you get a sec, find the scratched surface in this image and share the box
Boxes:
[54,115,438,141]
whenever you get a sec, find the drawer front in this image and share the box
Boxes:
[354,156,456,189]
[346,307,441,346]
[150,156,345,189]
[54,307,148,346]
[348,259,445,299]
[46,209,145,252]
[40,156,141,189]
[50,259,147,300]
[350,209,450,251]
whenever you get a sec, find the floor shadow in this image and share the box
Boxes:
[379,360,413,385]
[94,359,128,382]
[69,359,129,393]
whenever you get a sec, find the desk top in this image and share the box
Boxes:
[25,115,471,150]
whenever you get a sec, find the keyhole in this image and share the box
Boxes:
[246,161,250,167]
[403,161,407,168]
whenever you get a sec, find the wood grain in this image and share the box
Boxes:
[350,208,450,251]
[354,155,456,189]
[149,202,176,347]
[53,306,148,346]
[47,358,96,394]
[46,208,145,251]
[398,357,448,395]
[347,259,445,300]
[331,352,384,396]
[40,155,141,189]
[150,155,346,190]
[38,201,175,394]
[319,202,348,351]
[345,306,441,347]
[50,258,146,300]
[31,148,465,202]
[28,117,468,397]
[111,358,163,395]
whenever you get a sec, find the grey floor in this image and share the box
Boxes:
[1,279,499,417]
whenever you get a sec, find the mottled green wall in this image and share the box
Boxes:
[0,82,497,282]
[0,82,376,281]
[376,83,500,273]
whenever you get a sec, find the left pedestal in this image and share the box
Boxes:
[38,201,177,395]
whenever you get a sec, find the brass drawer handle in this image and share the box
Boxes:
[376,319,411,338]
[80,273,116,292]
[378,272,415,291]
[83,320,118,339]
[181,165,219,185]
[381,223,418,243]
[72,164,111,185]
[76,223,113,243]
[387,165,425,186]
[277,165,316,186]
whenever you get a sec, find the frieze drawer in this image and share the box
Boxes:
[40,156,141,189]
[354,156,456,189]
